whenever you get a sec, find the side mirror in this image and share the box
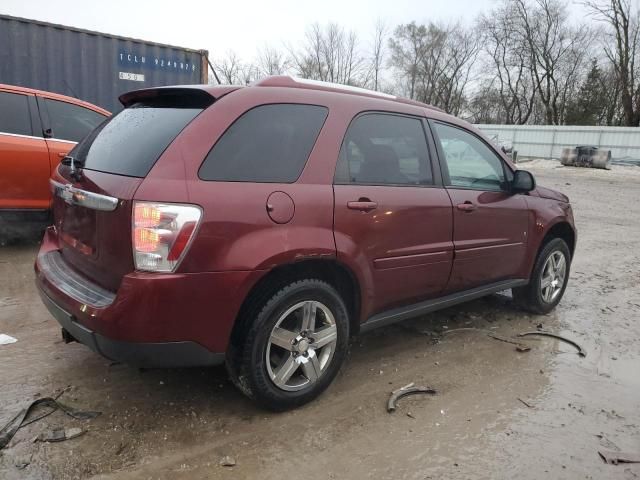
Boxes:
[511,170,535,193]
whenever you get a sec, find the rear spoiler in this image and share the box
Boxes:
[119,85,240,109]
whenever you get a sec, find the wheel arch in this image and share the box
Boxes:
[541,220,576,259]
[228,259,362,350]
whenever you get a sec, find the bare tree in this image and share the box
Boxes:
[239,64,260,85]
[389,22,479,115]
[370,19,388,91]
[210,9,626,126]
[214,51,243,84]
[584,0,640,126]
[214,51,263,85]
[467,82,511,123]
[288,23,369,86]
[257,46,290,77]
[388,22,429,99]
[435,25,480,115]
[513,0,593,125]
[479,2,536,124]
[600,64,625,124]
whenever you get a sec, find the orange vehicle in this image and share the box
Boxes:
[0,84,109,220]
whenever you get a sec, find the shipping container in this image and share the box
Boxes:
[0,14,210,112]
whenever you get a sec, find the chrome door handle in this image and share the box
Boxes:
[456,202,477,212]
[347,200,378,212]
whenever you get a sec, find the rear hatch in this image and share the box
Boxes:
[51,88,216,291]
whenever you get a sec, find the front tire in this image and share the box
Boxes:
[229,279,349,411]
[513,238,571,314]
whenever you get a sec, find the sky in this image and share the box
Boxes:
[2,0,503,61]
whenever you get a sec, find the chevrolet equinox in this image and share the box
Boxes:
[35,76,576,410]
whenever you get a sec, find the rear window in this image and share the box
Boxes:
[45,98,107,142]
[73,101,202,177]
[199,104,328,183]
[0,91,32,136]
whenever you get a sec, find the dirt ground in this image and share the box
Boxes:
[1,161,639,480]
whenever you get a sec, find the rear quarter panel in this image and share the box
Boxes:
[137,87,351,274]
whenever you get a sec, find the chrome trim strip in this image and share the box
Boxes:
[50,179,119,212]
[48,138,78,145]
[0,131,45,141]
[0,132,78,144]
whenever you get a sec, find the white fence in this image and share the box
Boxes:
[476,124,640,162]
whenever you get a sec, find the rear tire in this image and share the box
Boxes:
[513,238,571,314]
[227,279,349,411]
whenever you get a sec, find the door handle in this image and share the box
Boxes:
[457,201,477,212]
[347,199,378,212]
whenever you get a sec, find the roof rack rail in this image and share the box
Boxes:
[253,76,394,98]
[252,76,443,112]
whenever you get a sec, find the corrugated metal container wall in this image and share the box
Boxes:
[0,14,208,112]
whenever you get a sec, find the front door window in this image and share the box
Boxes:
[432,122,508,191]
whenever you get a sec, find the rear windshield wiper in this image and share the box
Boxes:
[61,156,84,167]
[61,155,85,179]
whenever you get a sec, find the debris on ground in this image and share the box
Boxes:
[598,450,640,465]
[517,398,534,408]
[387,382,437,413]
[442,328,481,336]
[13,458,30,470]
[37,427,85,443]
[219,456,237,467]
[487,333,531,352]
[0,396,101,450]
[596,434,621,451]
[115,442,127,455]
[443,328,531,352]
[518,331,586,357]
[561,146,611,170]
[0,334,17,345]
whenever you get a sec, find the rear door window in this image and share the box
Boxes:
[44,98,107,142]
[199,104,328,183]
[0,92,32,136]
[71,102,203,177]
[334,113,433,186]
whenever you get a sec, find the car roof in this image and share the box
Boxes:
[120,76,475,133]
[187,76,444,113]
[0,83,110,115]
[252,76,444,112]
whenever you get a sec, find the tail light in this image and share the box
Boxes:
[133,201,202,272]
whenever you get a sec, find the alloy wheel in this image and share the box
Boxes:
[266,300,338,392]
[540,251,567,303]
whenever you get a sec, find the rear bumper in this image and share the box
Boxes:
[37,285,225,367]
[35,227,264,366]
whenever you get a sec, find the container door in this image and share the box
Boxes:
[0,90,51,210]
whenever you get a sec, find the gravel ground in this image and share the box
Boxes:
[0,161,639,479]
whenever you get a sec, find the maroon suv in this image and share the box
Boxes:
[35,76,576,410]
